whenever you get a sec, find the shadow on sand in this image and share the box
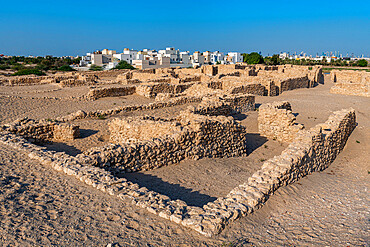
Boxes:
[43,142,82,156]
[79,129,99,139]
[119,172,217,207]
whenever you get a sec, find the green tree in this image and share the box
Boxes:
[270,54,280,65]
[243,52,264,64]
[356,59,368,67]
[114,60,135,70]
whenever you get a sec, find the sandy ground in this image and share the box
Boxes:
[0,92,153,124]
[0,75,369,246]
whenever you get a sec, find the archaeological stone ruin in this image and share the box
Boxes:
[0,64,357,236]
[330,70,370,97]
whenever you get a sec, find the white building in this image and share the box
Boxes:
[202,51,212,64]
[227,52,243,64]
[179,52,191,67]
[191,51,205,67]
[81,47,247,69]
[107,61,119,70]
[132,56,170,69]
[91,53,112,66]
[80,53,92,66]
[210,51,225,64]
[158,47,181,63]
[113,48,138,64]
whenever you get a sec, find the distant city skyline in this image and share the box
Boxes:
[1,0,369,57]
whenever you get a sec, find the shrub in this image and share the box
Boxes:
[89,65,103,71]
[0,64,10,70]
[12,69,46,76]
[11,64,26,71]
[114,60,135,70]
[356,59,368,67]
[58,65,76,71]
[97,114,106,120]
[35,64,50,71]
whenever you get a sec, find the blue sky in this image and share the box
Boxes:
[0,0,369,57]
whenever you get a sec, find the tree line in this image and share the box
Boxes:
[0,56,81,76]
[242,52,368,67]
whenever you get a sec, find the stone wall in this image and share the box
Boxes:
[109,117,180,143]
[277,76,310,94]
[0,72,100,87]
[86,86,136,100]
[183,83,223,97]
[1,118,79,142]
[81,69,130,79]
[224,82,267,96]
[53,123,80,141]
[202,65,218,76]
[0,107,356,237]
[55,96,203,122]
[3,75,49,86]
[330,70,369,97]
[188,94,255,116]
[258,101,304,143]
[136,82,194,98]
[201,108,356,236]
[85,112,247,173]
[58,74,98,87]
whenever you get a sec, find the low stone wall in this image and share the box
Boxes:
[308,66,323,84]
[225,82,266,96]
[330,82,369,97]
[5,75,49,86]
[258,101,304,143]
[81,69,130,79]
[86,86,136,100]
[183,83,223,97]
[331,70,367,83]
[330,70,370,97]
[0,72,101,87]
[0,107,356,237]
[109,117,180,143]
[53,124,80,141]
[58,74,98,87]
[1,118,79,142]
[55,96,203,122]
[85,112,247,173]
[188,94,255,116]
[136,82,194,98]
[202,108,356,236]
[202,65,218,76]
[277,76,310,94]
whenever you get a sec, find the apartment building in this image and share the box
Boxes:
[227,52,243,64]
[132,56,170,69]
[210,51,225,64]
[81,47,244,69]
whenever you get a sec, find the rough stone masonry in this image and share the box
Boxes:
[0,105,356,237]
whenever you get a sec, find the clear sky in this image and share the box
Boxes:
[0,0,369,57]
